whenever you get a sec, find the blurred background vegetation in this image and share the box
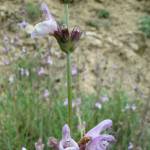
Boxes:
[0,0,150,149]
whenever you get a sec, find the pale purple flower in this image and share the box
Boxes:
[37,67,45,76]
[64,98,81,108]
[31,3,57,38]
[59,124,79,150]
[20,68,30,76]
[2,47,10,53]
[83,119,115,150]
[35,138,44,150]
[95,102,102,109]
[2,58,10,65]
[43,89,49,98]
[18,20,29,29]
[72,65,78,76]
[47,55,53,65]
[100,96,109,103]
[31,3,82,53]
[128,142,134,150]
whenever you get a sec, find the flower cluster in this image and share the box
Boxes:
[48,119,115,150]
[31,3,82,53]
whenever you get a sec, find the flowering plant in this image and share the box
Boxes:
[48,119,115,150]
[30,2,115,150]
[31,3,82,53]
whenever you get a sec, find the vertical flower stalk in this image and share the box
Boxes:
[67,52,72,127]
[64,2,72,128]
[31,1,82,129]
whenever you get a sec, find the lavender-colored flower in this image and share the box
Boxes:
[100,96,109,103]
[81,119,115,150]
[43,89,49,98]
[72,65,78,76]
[47,55,53,65]
[31,3,82,53]
[31,3,57,38]
[2,47,10,53]
[59,124,79,150]
[2,58,10,65]
[95,102,102,109]
[35,138,44,150]
[20,68,30,76]
[37,67,45,76]
[18,20,29,29]
[64,98,81,108]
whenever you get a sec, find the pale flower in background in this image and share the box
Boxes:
[21,147,27,150]
[128,142,134,150]
[37,67,45,76]
[9,74,15,84]
[124,104,137,111]
[64,98,81,108]
[35,138,44,150]
[18,20,28,29]
[43,89,49,98]
[95,102,102,109]
[71,65,78,76]
[2,58,10,65]
[20,68,30,77]
[100,95,109,103]
[47,55,53,65]
[18,20,34,34]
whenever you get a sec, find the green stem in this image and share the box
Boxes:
[64,3,72,127]
[67,52,72,127]
[64,3,69,27]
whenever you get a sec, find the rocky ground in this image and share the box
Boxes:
[0,0,150,98]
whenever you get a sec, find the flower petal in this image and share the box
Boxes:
[62,124,71,140]
[71,27,82,42]
[85,135,115,150]
[59,139,79,150]
[85,119,112,139]
[31,20,57,38]
[59,124,79,150]
[41,3,56,21]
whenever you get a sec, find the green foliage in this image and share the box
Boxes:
[98,9,110,19]
[0,45,149,150]
[25,2,41,21]
[86,20,99,29]
[80,91,143,150]
[139,15,150,38]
